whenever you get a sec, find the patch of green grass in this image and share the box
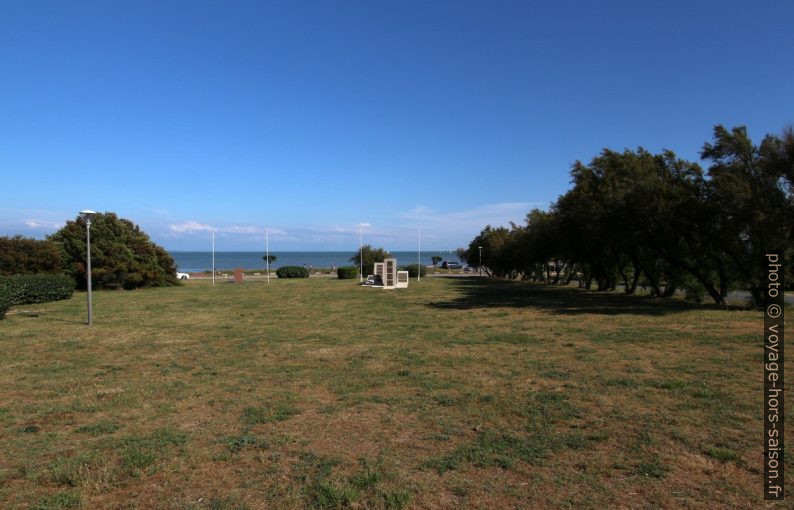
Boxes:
[541,370,570,380]
[30,490,81,510]
[49,454,93,487]
[242,403,298,426]
[121,447,157,474]
[381,489,411,509]
[704,446,740,462]
[633,457,670,479]
[428,391,590,473]
[116,428,188,476]
[604,378,638,388]
[310,480,360,508]
[74,420,120,436]
[433,395,456,406]
[226,434,268,452]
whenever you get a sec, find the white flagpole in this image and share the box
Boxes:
[266,230,270,283]
[359,224,363,282]
[212,231,215,286]
[418,225,421,283]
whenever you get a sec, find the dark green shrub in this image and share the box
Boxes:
[0,274,76,305]
[0,236,64,275]
[0,274,76,319]
[0,286,10,319]
[337,266,359,279]
[49,212,178,290]
[276,266,309,278]
[400,264,427,278]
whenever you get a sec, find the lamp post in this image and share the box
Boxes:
[80,210,96,325]
[478,246,482,277]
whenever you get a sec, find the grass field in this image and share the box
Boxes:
[0,277,791,509]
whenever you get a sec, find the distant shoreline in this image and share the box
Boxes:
[169,250,461,273]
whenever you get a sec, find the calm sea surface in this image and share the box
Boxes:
[169,251,460,272]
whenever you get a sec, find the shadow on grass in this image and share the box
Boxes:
[14,311,86,325]
[427,278,717,316]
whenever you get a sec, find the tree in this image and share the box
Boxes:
[459,124,793,305]
[263,255,277,267]
[466,226,514,278]
[350,245,390,278]
[0,236,64,275]
[701,125,794,304]
[455,248,469,264]
[431,256,442,266]
[49,212,178,290]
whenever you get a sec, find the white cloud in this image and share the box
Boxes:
[23,219,64,230]
[224,225,261,234]
[168,221,287,236]
[169,220,215,233]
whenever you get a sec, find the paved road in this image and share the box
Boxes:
[727,290,794,306]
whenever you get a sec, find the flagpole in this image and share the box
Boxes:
[212,231,215,286]
[418,225,421,283]
[266,230,270,283]
[359,224,363,282]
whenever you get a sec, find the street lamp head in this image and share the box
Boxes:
[80,209,97,219]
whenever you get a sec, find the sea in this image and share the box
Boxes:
[169,251,461,272]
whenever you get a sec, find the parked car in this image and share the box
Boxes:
[176,272,190,280]
[442,261,462,269]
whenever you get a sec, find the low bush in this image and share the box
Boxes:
[0,274,76,319]
[400,264,427,278]
[337,266,359,279]
[276,266,310,278]
[0,286,10,319]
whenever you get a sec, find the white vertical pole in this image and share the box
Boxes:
[359,224,363,282]
[418,225,421,283]
[212,231,215,286]
[266,230,270,283]
[85,218,93,325]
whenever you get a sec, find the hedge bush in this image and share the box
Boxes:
[337,266,359,279]
[0,274,76,319]
[275,266,310,278]
[0,286,10,319]
[401,264,427,278]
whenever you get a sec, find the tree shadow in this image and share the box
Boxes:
[426,278,727,316]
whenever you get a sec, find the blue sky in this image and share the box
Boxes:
[1,1,792,250]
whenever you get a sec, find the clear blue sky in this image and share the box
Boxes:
[1,1,792,250]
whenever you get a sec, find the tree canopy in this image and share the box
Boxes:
[49,212,179,290]
[463,125,793,305]
[0,236,64,275]
[350,245,390,278]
